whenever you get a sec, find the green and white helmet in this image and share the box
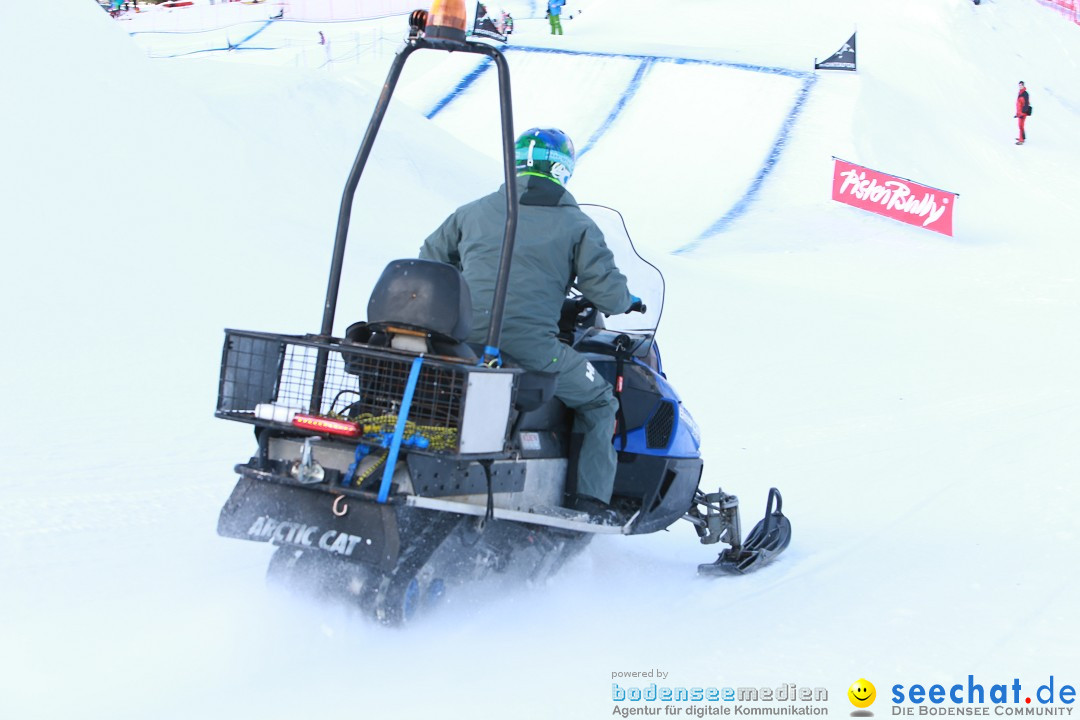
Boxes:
[515,127,575,186]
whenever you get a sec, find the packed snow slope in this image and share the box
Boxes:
[1,0,1078,718]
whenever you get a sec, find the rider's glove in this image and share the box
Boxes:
[627,294,646,313]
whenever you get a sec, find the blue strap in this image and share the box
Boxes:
[481,345,502,368]
[377,356,424,504]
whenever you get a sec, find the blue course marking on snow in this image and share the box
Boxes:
[129,21,266,36]
[673,72,818,255]
[135,19,275,57]
[425,57,496,119]
[578,57,654,159]
[504,45,811,80]
[129,13,409,39]
[148,46,276,59]
[235,19,275,47]
[425,45,816,251]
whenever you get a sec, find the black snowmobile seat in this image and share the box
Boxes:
[368,259,472,341]
[364,259,477,360]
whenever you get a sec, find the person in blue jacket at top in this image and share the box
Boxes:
[547,0,564,35]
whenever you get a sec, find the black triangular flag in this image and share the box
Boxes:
[815,32,856,71]
[471,2,507,42]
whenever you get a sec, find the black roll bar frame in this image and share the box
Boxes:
[310,35,518,413]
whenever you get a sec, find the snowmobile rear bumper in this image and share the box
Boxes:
[217,473,402,571]
[218,466,599,624]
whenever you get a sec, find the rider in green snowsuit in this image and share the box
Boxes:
[420,128,633,512]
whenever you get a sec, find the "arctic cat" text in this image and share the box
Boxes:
[247,515,370,556]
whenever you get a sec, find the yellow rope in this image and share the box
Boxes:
[352,450,387,486]
[351,413,459,452]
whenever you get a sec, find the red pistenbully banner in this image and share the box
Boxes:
[831,157,958,236]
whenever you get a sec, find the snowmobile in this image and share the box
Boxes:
[214,1,791,625]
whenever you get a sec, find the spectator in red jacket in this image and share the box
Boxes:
[1015,81,1030,145]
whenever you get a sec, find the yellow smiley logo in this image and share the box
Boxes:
[848,679,876,709]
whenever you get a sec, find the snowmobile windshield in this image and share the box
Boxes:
[579,204,664,336]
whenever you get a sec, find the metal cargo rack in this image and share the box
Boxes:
[215,329,518,456]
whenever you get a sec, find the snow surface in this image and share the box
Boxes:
[1,0,1078,717]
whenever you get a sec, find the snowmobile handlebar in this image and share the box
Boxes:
[572,296,647,315]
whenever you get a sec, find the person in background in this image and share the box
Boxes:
[1015,81,1031,145]
[547,0,564,35]
[420,128,642,523]
[318,31,331,64]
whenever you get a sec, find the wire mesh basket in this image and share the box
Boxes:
[216,330,471,453]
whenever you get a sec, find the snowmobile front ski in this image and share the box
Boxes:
[695,487,791,575]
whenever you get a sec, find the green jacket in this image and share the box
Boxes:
[420,175,631,359]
